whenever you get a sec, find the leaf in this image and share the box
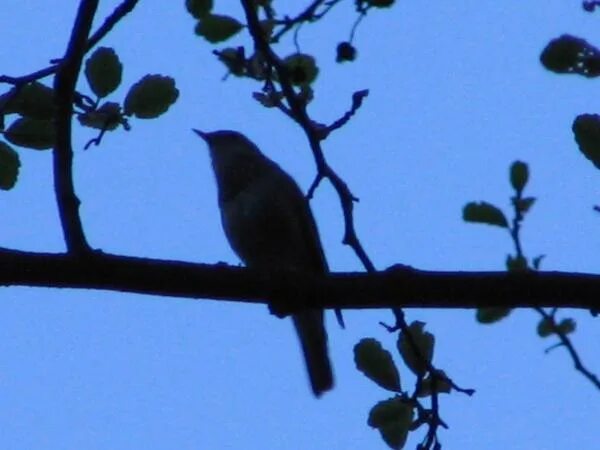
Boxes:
[253,91,283,108]
[85,47,123,98]
[77,101,122,130]
[0,141,20,190]
[195,14,243,43]
[417,370,452,397]
[1,82,55,119]
[540,34,600,77]
[506,254,528,272]
[282,53,319,85]
[124,75,179,119]
[510,160,529,193]
[532,255,545,270]
[476,307,512,324]
[397,321,434,377]
[537,317,554,338]
[557,318,576,335]
[247,51,269,80]
[463,202,508,228]
[5,117,54,150]
[537,317,575,337]
[354,338,401,392]
[368,397,413,450]
[513,196,536,214]
[573,114,600,170]
[185,0,212,19]
[216,47,246,76]
[259,19,275,41]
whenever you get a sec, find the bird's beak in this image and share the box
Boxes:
[192,129,208,142]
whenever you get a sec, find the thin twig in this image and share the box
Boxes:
[508,189,599,391]
[0,65,59,86]
[271,0,342,43]
[535,307,600,390]
[86,0,140,50]
[325,89,369,136]
[0,0,139,88]
[241,0,374,272]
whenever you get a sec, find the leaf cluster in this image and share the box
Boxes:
[0,46,179,190]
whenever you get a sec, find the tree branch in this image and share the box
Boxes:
[86,0,140,51]
[0,0,140,89]
[240,0,375,272]
[53,0,100,254]
[270,0,343,43]
[1,248,599,310]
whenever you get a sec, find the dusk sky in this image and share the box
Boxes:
[1,1,599,449]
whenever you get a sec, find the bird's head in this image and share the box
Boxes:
[193,129,270,201]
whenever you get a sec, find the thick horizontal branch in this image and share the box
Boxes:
[0,248,598,310]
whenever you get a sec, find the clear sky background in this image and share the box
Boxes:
[1,1,599,449]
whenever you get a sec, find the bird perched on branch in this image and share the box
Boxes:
[194,129,335,396]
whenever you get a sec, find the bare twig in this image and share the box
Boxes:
[86,0,140,50]
[325,89,369,135]
[0,65,59,86]
[271,0,343,43]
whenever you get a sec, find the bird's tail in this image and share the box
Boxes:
[292,310,333,396]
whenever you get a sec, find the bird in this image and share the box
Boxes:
[193,129,334,396]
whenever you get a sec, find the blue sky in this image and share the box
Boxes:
[1,1,599,449]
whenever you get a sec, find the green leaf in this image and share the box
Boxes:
[463,201,508,228]
[354,338,401,392]
[0,90,16,114]
[216,47,246,76]
[513,196,536,214]
[537,316,575,337]
[247,51,269,80]
[124,75,179,119]
[253,91,283,108]
[537,317,554,338]
[1,82,55,119]
[510,160,529,193]
[0,141,20,190]
[397,321,434,377]
[5,117,54,150]
[506,254,530,272]
[195,14,243,43]
[186,0,212,19]
[77,102,122,130]
[557,318,576,335]
[282,53,319,85]
[368,397,413,450]
[573,114,600,170]
[85,47,123,98]
[476,307,512,324]
[417,370,452,397]
[506,254,528,272]
[532,255,545,270]
[259,19,275,41]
